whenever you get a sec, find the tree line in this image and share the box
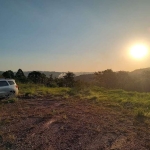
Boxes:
[1,68,150,92]
[0,69,75,88]
[94,69,150,92]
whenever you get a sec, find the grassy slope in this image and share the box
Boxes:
[18,83,150,118]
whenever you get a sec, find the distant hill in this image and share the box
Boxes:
[0,71,93,78]
[75,67,150,83]
[75,74,95,83]
[23,71,63,78]
[1,67,150,79]
[22,71,93,78]
[0,71,62,78]
[129,67,150,77]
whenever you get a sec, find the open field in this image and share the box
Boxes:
[0,84,150,149]
[19,83,150,118]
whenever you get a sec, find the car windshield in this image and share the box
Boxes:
[0,81,9,87]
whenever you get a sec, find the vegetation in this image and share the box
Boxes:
[94,69,150,92]
[1,68,150,92]
[1,68,150,118]
[63,72,75,87]
[15,69,27,83]
[2,70,15,79]
[15,82,150,119]
[1,69,75,88]
[0,69,150,149]
[70,86,150,117]
[18,83,70,97]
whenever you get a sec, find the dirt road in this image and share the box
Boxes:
[0,96,150,150]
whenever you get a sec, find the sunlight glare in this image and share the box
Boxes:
[130,44,148,59]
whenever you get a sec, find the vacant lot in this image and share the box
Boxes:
[0,93,150,150]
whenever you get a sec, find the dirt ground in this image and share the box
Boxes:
[0,96,150,150]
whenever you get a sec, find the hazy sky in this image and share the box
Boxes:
[0,0,150,72]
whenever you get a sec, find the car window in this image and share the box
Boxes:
[8,81,15,85]
[0,81,9,87]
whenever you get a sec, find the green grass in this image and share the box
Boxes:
[69,86,150,118]
[18,83,150,118]
[18,83,70,97]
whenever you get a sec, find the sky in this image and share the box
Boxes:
[0,0,150,72]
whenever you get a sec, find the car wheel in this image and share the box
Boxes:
[8,91,15,98]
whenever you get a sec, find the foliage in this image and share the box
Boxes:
[67,86,150,117]
[28,71,45,84]
[1,97,18,104]
[94,69,150,92]
[18,83,70,96]
[46,74,58,87]
[2,68,150,92]
[95,69,117,88]
[63,72,75,87]
[26,71,75,87]
[55,78,65,87]
[0,74,3,78]
[2,70,15,79]
[16,69,25,78]
[15,69,27,83]
[17,83,150,118]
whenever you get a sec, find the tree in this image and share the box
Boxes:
[15,69,27,83]
[46,74,58,87]
[141,71,150,92]
[40,73,47,84]
[0,74,3,78]
[95,69,117,88]
[16,69,25,78]
[28,71,43,83]
[2,70,15,79]
[55,78,65,87]
[63,72,75,87]
[115,71,130,89]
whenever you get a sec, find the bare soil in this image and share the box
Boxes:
[0,96,150,150]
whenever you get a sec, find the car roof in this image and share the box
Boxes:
[0,78,15,81]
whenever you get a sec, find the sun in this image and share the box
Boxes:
[130,44,148,59]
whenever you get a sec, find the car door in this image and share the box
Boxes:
[0,81,9,97]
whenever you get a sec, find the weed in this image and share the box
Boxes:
[136,109,145,118]
[134,109,147,123]
[48,109,59,116]
[8,134,16,141]
[62,114,67,120]
[4,98,18,104]
[24,92,33,97]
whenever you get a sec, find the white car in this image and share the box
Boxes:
[0,79,19,98]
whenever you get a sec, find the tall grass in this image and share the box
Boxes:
[18,83,70,97]
[69,86,150,117]
[18,83,150,117]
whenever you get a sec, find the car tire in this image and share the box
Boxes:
[8,91,15,98]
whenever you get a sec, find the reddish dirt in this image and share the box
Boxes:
[0,96,150,150]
